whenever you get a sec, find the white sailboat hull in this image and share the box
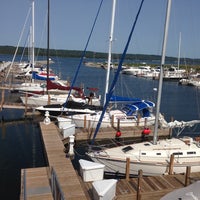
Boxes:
[69,111,157,129]
[20,94,67,106]
[20,94,101,107]
[89,155,200,176]
[87,137,200,176]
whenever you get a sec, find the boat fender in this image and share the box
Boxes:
[116,130,122,137]
[196,142,200,148]
[142,128,151,135]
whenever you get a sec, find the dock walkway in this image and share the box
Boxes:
[20,121,200,200]
[20,122,87,200]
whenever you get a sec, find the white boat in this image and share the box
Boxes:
[12,72,68,95]
[87,0,200,176]
[20,93,69,106]
[187,78,200,87]
[87,136,200,176]
[121,65,151,76]
[141,67,160,79]
[179,74,200,86]
[161,180,200,200]
[163,33,187,81]
[11,82,46,94]
[36,102,103,116]
[68,99,167,129]
[20,91,101,107]
[163,66,187,81]
[15,65,59,80]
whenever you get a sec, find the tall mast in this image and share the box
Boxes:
[31,0,35,83]
[177,32,181,70]
[153,0,171,145]
[104,0,116,105]
[47,0,50,87]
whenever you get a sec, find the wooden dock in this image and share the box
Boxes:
[20,122,87,200]
[74,126,170,141]
[20,121,200,200]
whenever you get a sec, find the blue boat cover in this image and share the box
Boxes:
[122,100,155,117]
[32,71,56,80]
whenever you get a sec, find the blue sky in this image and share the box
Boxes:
[1,0,200,58]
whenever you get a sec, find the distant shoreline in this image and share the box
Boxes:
[1,45,200,66]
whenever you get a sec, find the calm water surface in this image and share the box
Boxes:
[0,55,200,199]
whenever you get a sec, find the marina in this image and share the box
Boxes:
[1,54,200,199]
[1,0,200,199]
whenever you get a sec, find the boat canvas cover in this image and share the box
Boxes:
[46,80,84,97]
[122,100,155,117]
[32,71,56,80]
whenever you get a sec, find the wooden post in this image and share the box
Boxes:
[137,169,143,200]
[137,114,140,126]
[84,115,86,129]
[117,118,119,130]
[111,115,114,127]
[0,89,5,111]
[48,92,51,105]
[88,120,91,133]
[144,118,147,127]
[169,116,174,138]
[125,157,130,181]
[168,154,174,175]
[25,92,28,115]
[185,166,191,186]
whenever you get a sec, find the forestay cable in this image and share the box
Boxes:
[62,0,104,110]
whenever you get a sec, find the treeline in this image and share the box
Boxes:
[0,45,200,65]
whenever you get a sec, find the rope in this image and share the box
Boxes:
[5,6,32,82]
[20,31,30,63]
[62,0,104,111]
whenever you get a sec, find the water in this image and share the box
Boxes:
[0,110,46,199]
[0,54,200,199]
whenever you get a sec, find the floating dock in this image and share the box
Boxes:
[20,121,200,200]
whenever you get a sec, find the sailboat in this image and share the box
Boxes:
[163,32,187,81]
[87,0,200,176]
[68,96,162,129]
[9,0,60,95]
[66,0,164,129]
[29,0,102,111]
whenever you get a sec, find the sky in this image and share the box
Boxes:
[1,0,200,59]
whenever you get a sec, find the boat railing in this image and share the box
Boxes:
[50,167,65,200]
[21,167,66,200]
[21,169,27,200]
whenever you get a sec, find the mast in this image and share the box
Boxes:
[104,0,116,105]
[153,0,171,145]
[31,0,35,83]
[177,32,181,70]
[47,0,50,89]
